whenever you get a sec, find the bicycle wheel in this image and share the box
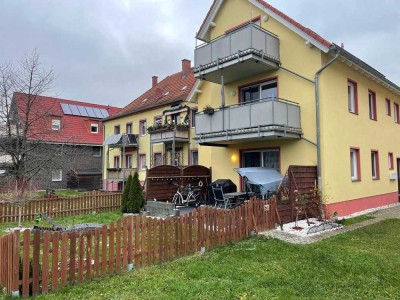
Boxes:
[172,193,181,205]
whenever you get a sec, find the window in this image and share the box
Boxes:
[91,123,99,133]
[386,99,391,116]
[368,90,377,120]
[126,123,132,134]
[371,150,380,180]
[240,79,277,104]
[191,150,199,166]
[139,154,146,170]
[92,146,102,157]
[139,120,147,136]
[126,155,132,168]
[190,109,198,128]
[350,148,361,181]
[51,169,62,182]
[154,153,162,166]
[154,116,162,126]
[347,80,358,114]
[242,149,279,170]
[114,125,120,135]
[394,103,399,124]
[52,119,61,131]
[388,152,394,170]
[113,156,120,168]
[171,113,180,125]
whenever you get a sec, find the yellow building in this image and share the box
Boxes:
[102,60,199,191]
[193,0,400,217]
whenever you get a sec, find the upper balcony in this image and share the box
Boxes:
[106,168,138,181]
[194,24,280,84]
[194,98,302,145]
[103,134,138,149]
[148,125,190,144]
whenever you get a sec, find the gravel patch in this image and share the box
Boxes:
[260,203,400,244]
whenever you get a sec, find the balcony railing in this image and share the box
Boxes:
[194,23,280,84]
[194,98,302,144]
[107,168,138,181]
[149,126,190,143]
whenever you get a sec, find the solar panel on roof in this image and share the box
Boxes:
[61,103,72,115]
[77,105,89,116]
[86,106,97,118]
[69,105,80,115]
[100,109,109,118]
[93,108,103,118]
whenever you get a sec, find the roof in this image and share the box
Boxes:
[104,67,196,122]
[67,169,102,175]
[197,0,331,51]
[13,93,121,145]
[197,0,400,94]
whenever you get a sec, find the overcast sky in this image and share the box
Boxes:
[1,0,399,108]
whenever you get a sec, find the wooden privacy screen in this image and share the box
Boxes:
[145,165,212,201]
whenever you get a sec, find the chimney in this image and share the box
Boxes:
[152,76,158,88]
[182,59,191,72]
[341,42,345,48]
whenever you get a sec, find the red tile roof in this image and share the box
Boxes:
[104,67,196,121]
[197,0,331,49]
[13,92,121,145]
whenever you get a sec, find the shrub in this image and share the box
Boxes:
[121,174,133,213]
[126,172,145,214]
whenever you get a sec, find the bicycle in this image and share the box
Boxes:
[172,182,203,206]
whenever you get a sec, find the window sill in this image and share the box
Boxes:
[351,179,361,182]
[348,111,358,115]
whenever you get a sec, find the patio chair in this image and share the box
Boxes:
[212,186,233,209]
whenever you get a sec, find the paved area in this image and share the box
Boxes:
[260,203,400,244]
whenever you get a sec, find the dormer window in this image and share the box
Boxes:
[91,123,99,133]
[52,119,60,131]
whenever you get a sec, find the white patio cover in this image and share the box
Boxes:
[235,167,282,196]
[103,134,122,145]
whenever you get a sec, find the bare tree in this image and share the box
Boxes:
[0,51,59,226]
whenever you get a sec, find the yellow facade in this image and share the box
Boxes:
[194,0,400,215]
[103,103,198,186]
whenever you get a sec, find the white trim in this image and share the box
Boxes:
[248,0,330,53]
[186,79,203,103]
[52,169,62,182]
[197,0,224,42]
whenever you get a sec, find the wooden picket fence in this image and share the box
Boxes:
[0,197,277,297]
[0,192,122,223]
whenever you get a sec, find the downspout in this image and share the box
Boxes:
[315,46,340,191]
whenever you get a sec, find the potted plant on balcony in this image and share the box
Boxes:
[203,105,214,115]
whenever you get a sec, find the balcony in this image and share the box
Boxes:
[194,98,302,145]
[194,24,280,84]
[149,125,190,144]
[106,168,138,181]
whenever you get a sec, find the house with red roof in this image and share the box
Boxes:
[193,0,400,220]
[1,92,121,190]
[102,59,199,191]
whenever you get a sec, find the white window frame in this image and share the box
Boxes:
[191,150,199,166]
[126,155,132,169]
[139,154,146,170]
[348,81,356,113]
[51,169,62,182]
[350,149,360,181]
[371,151,379,180]
[92,146,102,157]
[154,117,162,126]
[190,109,197,128]
[52,119,61,131]
[368,91,376,120]
[388,152,394,170]
[126,123,132,134]
[394,103,399,124]
[91,123,99,133]
[140,120,147,136]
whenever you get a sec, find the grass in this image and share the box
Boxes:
[339,214,375,226]
[0,211,123,236]
[1,219,398,299]
[35,189,84,198]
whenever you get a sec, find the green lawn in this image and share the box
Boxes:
[1,219,397,299]
[339,214,375,226]
[35,189,83,198]
[0,211,123,236]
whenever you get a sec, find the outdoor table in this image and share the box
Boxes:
[224,192,247,206]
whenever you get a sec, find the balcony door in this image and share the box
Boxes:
[241,149,280,193]
[240,80,277,104]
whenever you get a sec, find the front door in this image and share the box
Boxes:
[397,158,400,201]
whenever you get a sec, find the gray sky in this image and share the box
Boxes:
[1,0,399,108]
